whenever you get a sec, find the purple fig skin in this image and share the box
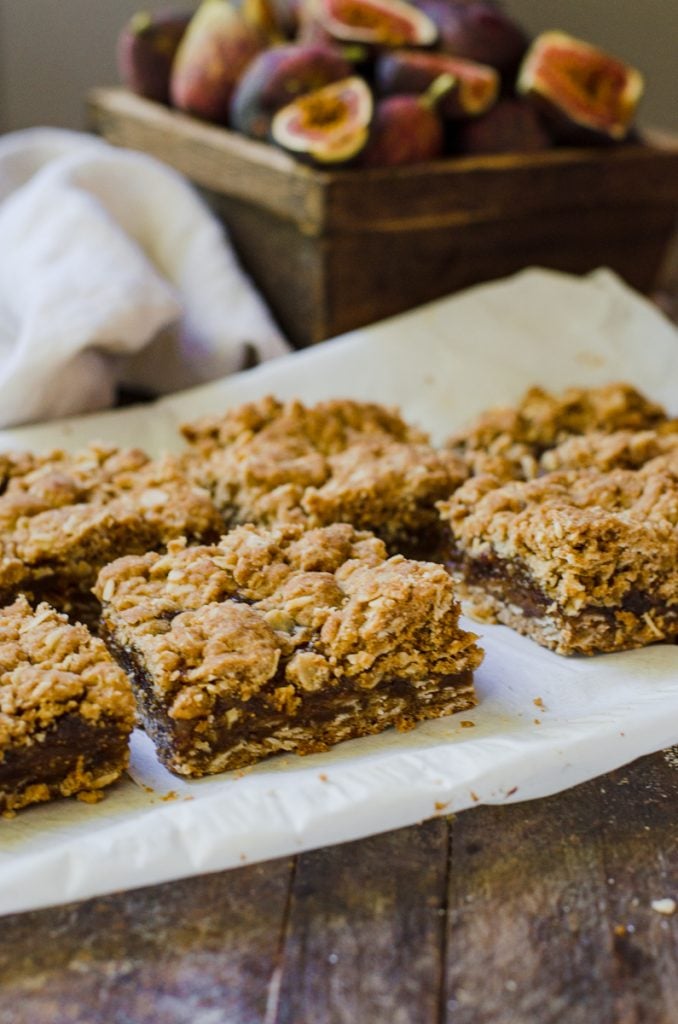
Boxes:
[414,0,529,83]
[361,94,444,167]
[455,97,553,154]
[170,0,268,124]
[117,10,192,104]
[230,43,352,138]
[375,49,498,119]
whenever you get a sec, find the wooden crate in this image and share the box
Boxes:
[88,87,678,348]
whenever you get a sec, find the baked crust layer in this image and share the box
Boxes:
[95,523,482,776]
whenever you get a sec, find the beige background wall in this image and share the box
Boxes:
[0,0,676,132]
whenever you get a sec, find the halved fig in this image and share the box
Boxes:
[313,0,437,47]
[230,43,353,139]
[517,31,644,142]
[375,49,499,118]
[271,75,373,163]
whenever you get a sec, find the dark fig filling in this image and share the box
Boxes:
[0,713,129,811]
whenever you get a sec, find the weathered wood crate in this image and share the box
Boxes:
[88,87,678,347]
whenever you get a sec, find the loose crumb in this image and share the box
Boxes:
[76,790,105,805]
[651,898,676,916]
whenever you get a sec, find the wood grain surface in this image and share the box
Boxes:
[1,750,675,1024]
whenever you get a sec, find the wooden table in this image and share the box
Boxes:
[0,748,675,1024]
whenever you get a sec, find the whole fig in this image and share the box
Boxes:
[170,0,268,123]
[230,43,352,138]
[117,9,192,104]
[361,75,453,166]
[456,97,552,154]
[414,0,529,83]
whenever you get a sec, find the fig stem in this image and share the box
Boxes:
[421,72,456,110]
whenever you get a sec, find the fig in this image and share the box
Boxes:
[455,97,552,154]
[375,49,499,119]
[117,9,192,104]
[517,31,644,143]
[170,0,268,124]
[270,75,373,163]
[414,0,529,82]
[360,76,452,166]
[230,43,353,139]
[312,0,438,47]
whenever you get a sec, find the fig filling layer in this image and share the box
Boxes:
[445,544,673,625]
[0,713,129,811]
[103,626,476,776]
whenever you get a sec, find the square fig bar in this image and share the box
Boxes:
[0,597,135,814]
[180,396,467,558]
[438,453,678,656]
[0,443,220,624]
[95,523,483,777]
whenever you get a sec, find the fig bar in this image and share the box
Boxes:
[0,443,220,623]
[0,597,135,814]
[181,396,467,558]
[447,382,671,481]
[95,522,482,777]
[438,453,678,656]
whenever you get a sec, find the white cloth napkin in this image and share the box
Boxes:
[0,128,289,427]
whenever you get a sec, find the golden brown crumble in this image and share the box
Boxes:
[0,443,220,602]
[0,596,135,751]
[180,397,467,551]
[447,383,671,481]
[540,428,678,474]
[96,523,482,720]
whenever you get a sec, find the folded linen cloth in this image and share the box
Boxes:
[0,128,289,427]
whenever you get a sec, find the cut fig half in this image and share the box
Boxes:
[271,75,373,163]
[315,0,437,47]
[517,30,644,142]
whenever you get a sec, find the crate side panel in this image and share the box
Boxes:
[322,206,677,340]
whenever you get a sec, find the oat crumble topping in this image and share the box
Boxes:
[447,383,672,481]
[181,397,467,550]
[96,523,482,717]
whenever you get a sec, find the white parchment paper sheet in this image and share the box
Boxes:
[0,267,676,917]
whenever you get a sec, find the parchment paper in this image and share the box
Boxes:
[0,267,676,917]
